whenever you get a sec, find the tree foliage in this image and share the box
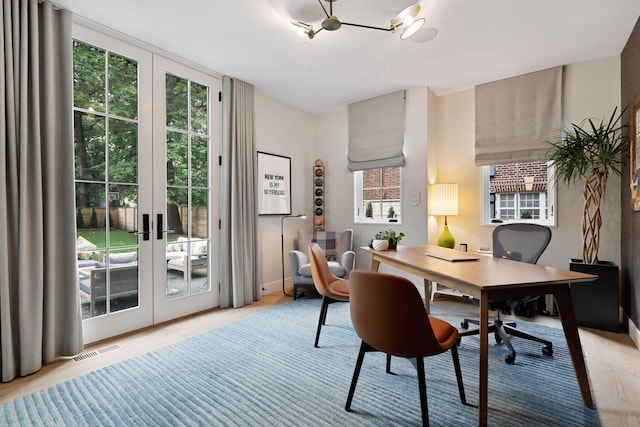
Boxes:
[73,40,211,234]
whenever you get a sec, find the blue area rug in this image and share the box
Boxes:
[1,299,599,426]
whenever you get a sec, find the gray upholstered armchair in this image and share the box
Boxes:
[288,229,355,300]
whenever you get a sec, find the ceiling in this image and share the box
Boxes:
[54,0,640,114]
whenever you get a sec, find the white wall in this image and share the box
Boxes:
[254,91,315,294]
[429,56,622,269]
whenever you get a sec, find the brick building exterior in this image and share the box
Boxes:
[489,160,548,193]
[362,167,401,219]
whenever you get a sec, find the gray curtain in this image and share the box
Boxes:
[220,76,259,308]
[475,66,563,165]
[0,0,83,382]
[347,90,406,171]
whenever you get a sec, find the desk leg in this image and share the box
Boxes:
[424,279,432,314]
[479,292,489,427]
[553,286,595,409]
[370,258,381,272]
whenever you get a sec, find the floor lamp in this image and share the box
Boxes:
[281,214,307,297]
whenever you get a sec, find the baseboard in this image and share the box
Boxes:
[261,278,284,296]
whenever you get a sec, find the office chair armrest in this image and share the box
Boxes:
[341,250,356,277]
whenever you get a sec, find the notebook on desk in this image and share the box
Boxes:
[425,247,480,262]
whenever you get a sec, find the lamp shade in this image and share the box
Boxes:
[430,184,458,216]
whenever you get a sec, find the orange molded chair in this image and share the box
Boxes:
[345,270,466,426]
[308,242,350,347]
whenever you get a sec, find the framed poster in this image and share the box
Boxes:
[631,97,640,211]
[257,151,292,215]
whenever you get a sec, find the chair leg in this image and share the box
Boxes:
[293,284,298,301]
[321,300,329,325]
[495,323,517,364]
[386,354,392,374]
[450,344,466,404]
[345,341,370,412]
[415,357,429,427]
[503,324,553,350]
[314,296,330,347]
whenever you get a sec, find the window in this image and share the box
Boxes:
[482,160,555,226]
[354,166,402,223]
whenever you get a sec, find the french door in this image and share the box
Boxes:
[152,56,220,323]
[73,25,219,343]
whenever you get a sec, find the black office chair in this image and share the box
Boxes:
[459,223,553,364]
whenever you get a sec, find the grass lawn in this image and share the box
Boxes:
[77,229,137,249]
[77,229,184,250]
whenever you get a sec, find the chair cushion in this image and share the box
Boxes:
[298,261,346,278]
[326,278,349,299]
[109,252,137,264]
[76,236,98,260]
[167,256,208,268]
[429,316,459,349]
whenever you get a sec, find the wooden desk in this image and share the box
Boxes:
[361,245,597,427]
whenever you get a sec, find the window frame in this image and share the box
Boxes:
[481,161,556,227]
[354,166,403,224]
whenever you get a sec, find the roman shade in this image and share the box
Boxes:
[475,66,563,166]
[347,90,406,171]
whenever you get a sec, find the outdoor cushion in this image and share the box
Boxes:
[109,252,137,264]
[76,236,98,260]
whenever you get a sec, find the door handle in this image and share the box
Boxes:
[157,214,175,240]
[129,213,150,240]
[157,214,163,240]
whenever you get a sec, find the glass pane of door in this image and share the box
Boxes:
[164,76,211,299]
[74,41,141,319]
[153,57,219,322]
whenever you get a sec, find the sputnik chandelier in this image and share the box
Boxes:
[291,0,428,41]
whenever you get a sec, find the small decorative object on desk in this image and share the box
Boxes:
[460,243,468,252]
[371,239,389,251]
[371,229,405,250]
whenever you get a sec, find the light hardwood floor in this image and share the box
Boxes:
[0,292,639,426]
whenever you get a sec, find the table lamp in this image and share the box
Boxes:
[430,183,458,249]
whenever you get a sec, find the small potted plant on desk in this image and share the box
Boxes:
[369,229,405,251]
[547,107,628,332]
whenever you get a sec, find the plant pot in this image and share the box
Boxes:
[371,239,389,251]
[569,259,621,332]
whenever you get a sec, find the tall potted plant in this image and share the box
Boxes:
[547,107,628,331]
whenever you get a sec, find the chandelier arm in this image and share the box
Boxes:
[316,0,330,18]
[341,22,392,32]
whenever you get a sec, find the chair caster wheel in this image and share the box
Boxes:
[461,320,469,329]
[542,346,553,356]
[505,353,516,365]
